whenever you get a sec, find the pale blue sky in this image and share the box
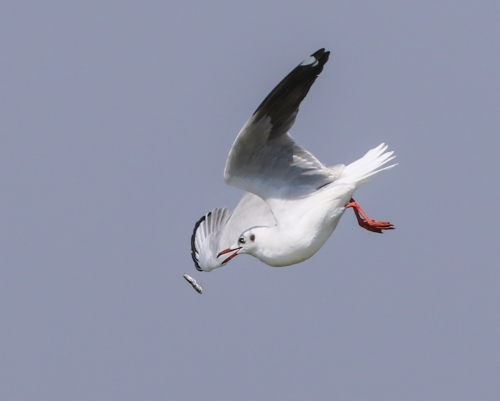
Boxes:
[1,1,499,400]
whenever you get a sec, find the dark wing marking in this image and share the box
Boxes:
[253,48,330,139]
[190,208,232,271]
[224,49,334,205]
[190,213,208,272]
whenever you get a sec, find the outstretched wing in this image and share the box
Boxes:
[224,49,336,204]
[191,192,276,272]
[191,208,231,272]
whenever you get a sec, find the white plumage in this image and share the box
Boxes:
[191,49,396,272]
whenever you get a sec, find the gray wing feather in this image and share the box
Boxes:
[218,192,276,250]
[224,49,336,202]
[225,116,335,201]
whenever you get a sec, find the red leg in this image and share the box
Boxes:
[345,198,394,234]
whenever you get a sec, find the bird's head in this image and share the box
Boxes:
[217,228,262,264]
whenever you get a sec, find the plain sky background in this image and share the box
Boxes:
[1,1,499,400]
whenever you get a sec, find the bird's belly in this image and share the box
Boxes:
[260,204,348,267]
[259,226,340,267]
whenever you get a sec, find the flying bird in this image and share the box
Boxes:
[191,49,396,272]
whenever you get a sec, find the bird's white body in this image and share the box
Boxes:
[227,141,395,266]
[190,49,396,272]
[247,183,353,266]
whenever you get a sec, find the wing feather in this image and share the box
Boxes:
[191,193,276,271]
[224,49,335,204]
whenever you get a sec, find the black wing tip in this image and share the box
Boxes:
[190,214,207,272]
[314,48,330,67]
[252,48,331,137]
[311,48,330,60]
[299,48,330,72]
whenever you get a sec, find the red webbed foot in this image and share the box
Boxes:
[345,198,395,234]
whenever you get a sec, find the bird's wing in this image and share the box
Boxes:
[191,192,276,271]
[224,49,338,211]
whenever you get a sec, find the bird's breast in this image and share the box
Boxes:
[254,184,355,267]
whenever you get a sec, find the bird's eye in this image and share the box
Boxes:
[250,234,255,241]
[238,237,245,244]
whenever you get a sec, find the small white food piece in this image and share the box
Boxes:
[183,274,203,294]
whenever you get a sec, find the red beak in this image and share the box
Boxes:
[217,247,241,264]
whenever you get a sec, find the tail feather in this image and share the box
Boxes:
[337,143,396,188]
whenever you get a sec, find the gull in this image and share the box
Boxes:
[191,48,396,272]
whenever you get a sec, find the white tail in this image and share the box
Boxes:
[336,143,396,188]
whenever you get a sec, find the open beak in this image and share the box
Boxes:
[217,247,242,265]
